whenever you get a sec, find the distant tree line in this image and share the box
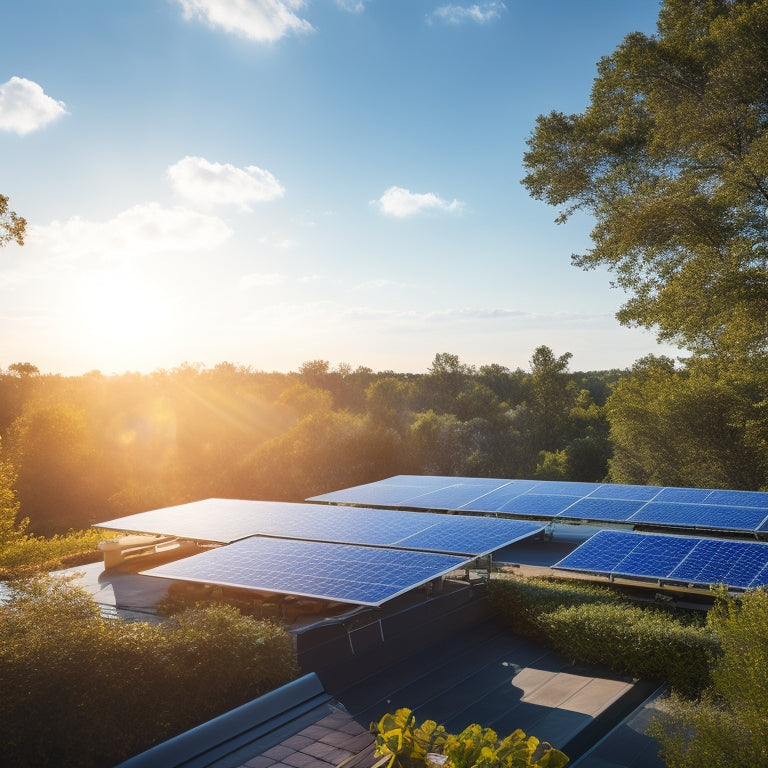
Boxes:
[2,343,767,537]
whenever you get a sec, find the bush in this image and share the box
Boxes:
[487,575,621,638]
[488,575,715,696]
[0,576,299,768]
[537,603,715,697]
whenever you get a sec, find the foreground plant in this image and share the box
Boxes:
[373,709,568,768]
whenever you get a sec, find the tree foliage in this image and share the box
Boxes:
[649,589,768,767]
[0,576,299,768]
[522,0,768,360]
[0,194,25,248]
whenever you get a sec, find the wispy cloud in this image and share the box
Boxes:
[430,2,506,25]
[167,156,285,210]
[173,0,313,42]
[335,0,370,12]
[0,77,67,135]
[30,203,232,261]
[373,186,464,218]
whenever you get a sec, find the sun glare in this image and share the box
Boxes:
[71,271,177,360]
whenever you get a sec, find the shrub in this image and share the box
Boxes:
[488,575,715,696]
[0,576,299,768]
[537,602,715,697]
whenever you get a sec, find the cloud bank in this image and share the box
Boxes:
[173,0,313,42]
[31,203,232,260]
[0,77,67,135]
[374,186,464,218]
[167,156,285,210]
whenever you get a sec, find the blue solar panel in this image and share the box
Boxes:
[394,516,542,555]
[496,494,581,517]
[308,476,768,535]
[651,488,713,504]
[399,484,505,511]
[667,539,768,589]
[629,503,767,532]
[95,499,542,555]
[458,482,539,512]
[704,490,768,509]
[587,484,662,502]
[527,481,603,497]
[559,497,646,522]
[141,537,470,606]
[554,530,768,589]
[552,530,639,573]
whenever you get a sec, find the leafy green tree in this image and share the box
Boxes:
[6,401,99,535]
[522,0,768,360]
[0,194,25,247]
[606,355,768,488]
[649,590,768,767]
[420,352,475,413]
[527,346,577,453]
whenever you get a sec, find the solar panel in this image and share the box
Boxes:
[560,497,646,522]
[309,476,768,535]
[553,530,768,589]
[628,503,768,532]
[141,537,470,606]
[95,499,543,555]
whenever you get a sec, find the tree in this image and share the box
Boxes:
[527,346,577,452]
[0,194,25,247]
[606,355,768,488]
[522,0,768,360]
[649,590,768,768]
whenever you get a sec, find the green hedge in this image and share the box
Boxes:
[0,577,300,768]
[488,576,716,697]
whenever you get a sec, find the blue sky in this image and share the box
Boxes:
[0,0,677,376]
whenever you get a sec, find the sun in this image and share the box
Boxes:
[70,270,178,361]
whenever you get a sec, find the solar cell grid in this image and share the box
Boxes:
[629,503,767,532]
[308,476,768,535]
[558,497,645,522]
[141,537,470,606]
[496,494,580,517]
[555,530,768,590]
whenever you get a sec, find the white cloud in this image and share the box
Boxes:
[374,186,464,218]
[239,272,286,289]
[173,0,313,42]
[0,77,67,135]
[431,2,506,24]
[167,156,285,210]
[30,203,232,260]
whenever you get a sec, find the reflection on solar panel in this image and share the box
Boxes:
[95,498,542,555]
[141,537,470,606]
[308,475,768,534]
[553,530,768,589]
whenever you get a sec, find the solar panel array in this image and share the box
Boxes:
[553,529,768,590]
[96,499,542,555]
[97,497,545,606]
[308,475,768,534]
[141,537,470,607]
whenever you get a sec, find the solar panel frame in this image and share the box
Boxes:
[140,536,471,606]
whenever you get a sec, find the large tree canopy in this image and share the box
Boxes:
[522,0,768,359]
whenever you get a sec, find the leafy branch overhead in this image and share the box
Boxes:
[0,194,26,247]
[522,0,768,359]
